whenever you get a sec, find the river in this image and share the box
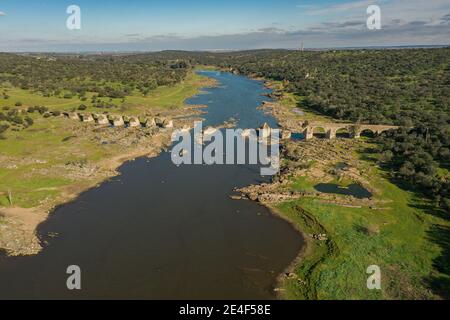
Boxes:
[0,71,303,300]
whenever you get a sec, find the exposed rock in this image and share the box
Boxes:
[163,119,174,128]
[204,126,218,136]
[281,130,292,140]
[312,234,328,241]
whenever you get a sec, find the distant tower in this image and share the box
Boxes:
[300,41,304,52]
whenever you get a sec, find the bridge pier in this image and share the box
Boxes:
[96,114,109,125]
[304,128,314,140]
[351,131,361,139]
[326,129,336,139]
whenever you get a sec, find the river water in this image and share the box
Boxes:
[0,71,303,300]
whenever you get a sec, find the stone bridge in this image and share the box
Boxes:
[63,112,174,129]
[302,122,398,140]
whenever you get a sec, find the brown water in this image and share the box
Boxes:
[0,71,304,299]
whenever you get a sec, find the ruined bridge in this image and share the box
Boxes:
[301,122,398,140]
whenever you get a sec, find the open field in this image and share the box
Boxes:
[277,146,448,299]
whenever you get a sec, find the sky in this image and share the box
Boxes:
[0,0,449,52]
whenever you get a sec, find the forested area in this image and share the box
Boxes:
[0,53,190,99]
[0,49,448,209]
[178,48,450,210]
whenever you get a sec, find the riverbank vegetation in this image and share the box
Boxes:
[276,139,447,299]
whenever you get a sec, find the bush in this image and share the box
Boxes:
[0,124,9,133]
[38,106,48,114]
[10,115,23,125]
[24,116,34,126]
[78,104,87,111]
[15,101,22,106]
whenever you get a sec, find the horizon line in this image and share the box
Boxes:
[2,44,449,55]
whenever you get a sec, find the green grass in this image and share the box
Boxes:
[0,117,88,207]
[121,72,212,113]
[277,150,449,300]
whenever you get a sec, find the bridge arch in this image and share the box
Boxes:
[312,126,327,139]
[359,128,376,138]
[336,127,351,138]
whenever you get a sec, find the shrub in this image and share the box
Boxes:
[38,106,48,114]
[24,116,34,126]
[10,115,23,125]
[15,101,22,106]
[0,124,9,133]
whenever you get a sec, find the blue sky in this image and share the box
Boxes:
[0,0,449,51]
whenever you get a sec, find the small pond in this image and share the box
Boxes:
[314,183,372,199]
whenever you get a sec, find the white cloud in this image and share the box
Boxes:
[0,11,6,16]
[298,0,450,23]
[298,0,384,16]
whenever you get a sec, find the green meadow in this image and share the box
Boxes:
[277,146,449,300]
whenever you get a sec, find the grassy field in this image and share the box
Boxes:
[0,115,119,208]
[276,144,449,300]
